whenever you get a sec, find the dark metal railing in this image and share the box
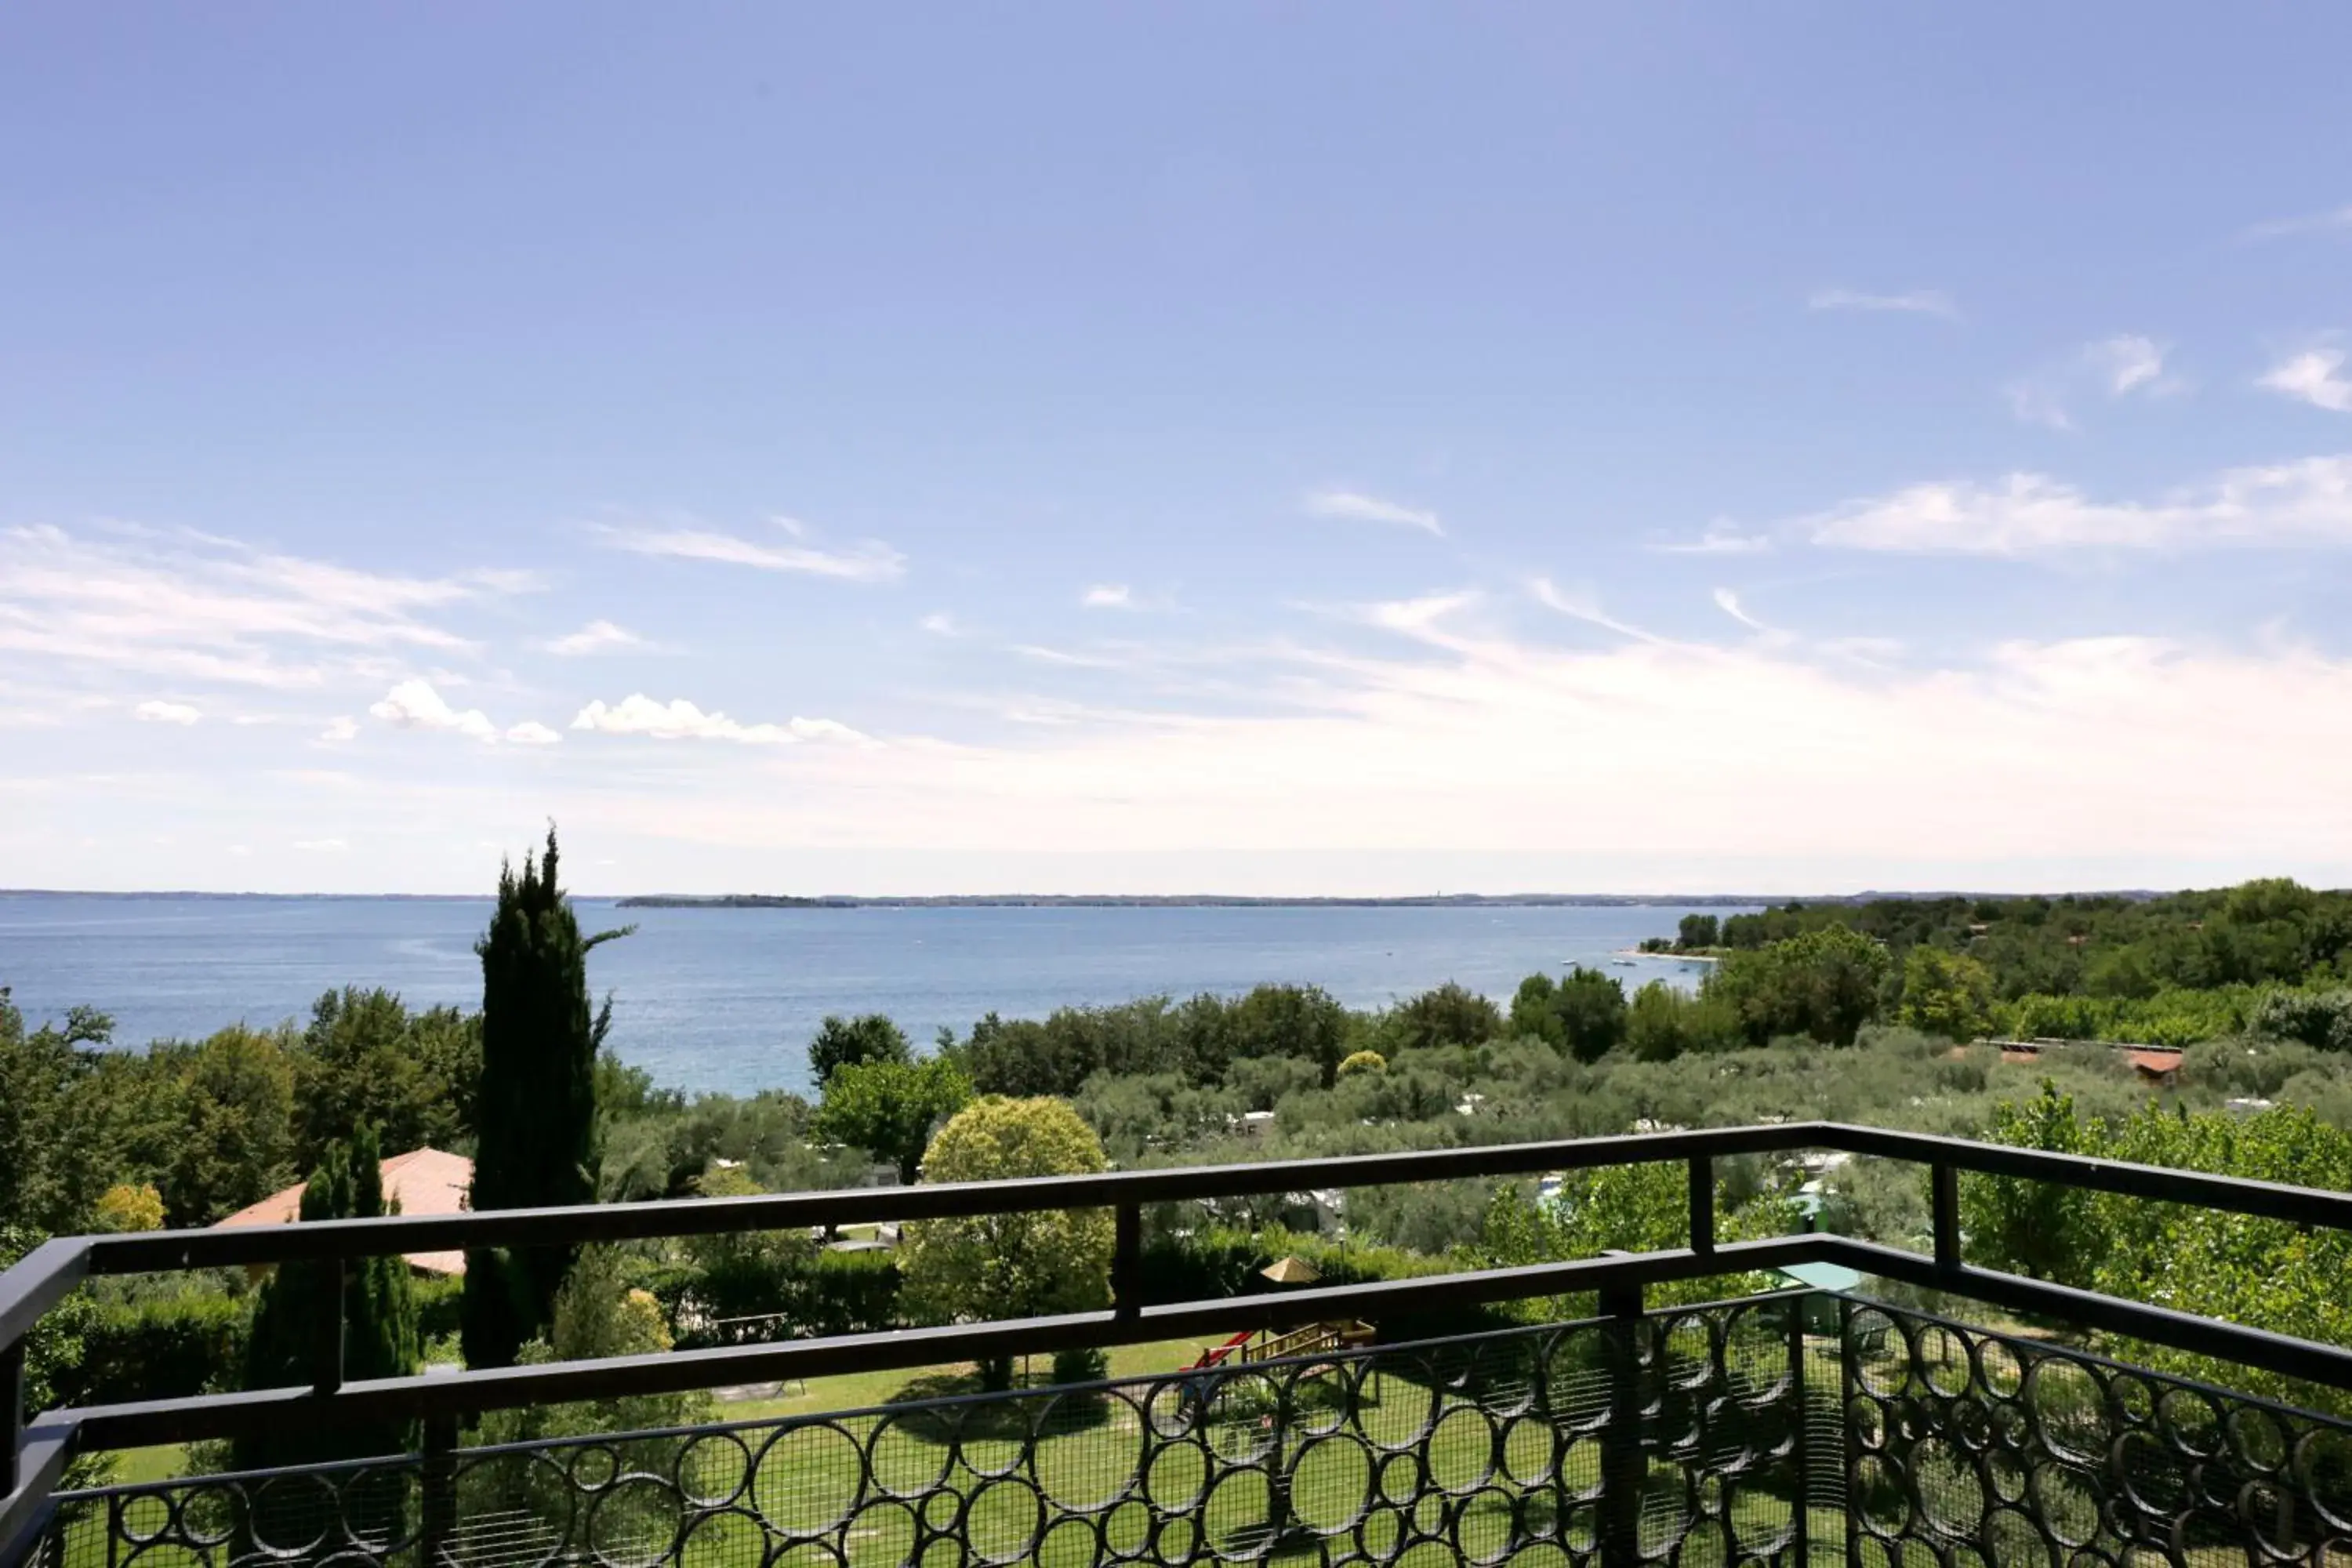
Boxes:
[9,1120,2352,1566]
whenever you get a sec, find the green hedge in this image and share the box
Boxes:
[64,1291,249,1407]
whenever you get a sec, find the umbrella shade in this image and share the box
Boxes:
[1260,1255,1321,1286]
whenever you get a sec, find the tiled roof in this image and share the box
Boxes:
[213,1147,472,1275]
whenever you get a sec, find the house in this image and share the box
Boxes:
[215,1146,473,1276]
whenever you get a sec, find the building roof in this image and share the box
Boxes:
[214,1147,472,1275]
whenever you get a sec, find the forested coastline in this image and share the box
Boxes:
[12,862,2352,1480]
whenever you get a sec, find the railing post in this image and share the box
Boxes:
[1687,1156,1715,1257]
[1930,1163,1960,1279]
[2,1340,21,1496]
[420,1412,457,1568]
[1788,1293,1810,1568]
[1599,1281,1644,1568]
[1112,1203,1142,1323]
[312,1258,347,1396]
[1836,1296,1860,1568]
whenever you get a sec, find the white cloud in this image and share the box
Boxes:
[1082,584,1136,610]
[1805,455,2352,554]
[606,520,906,582]
[292,838,347,853]
[2260,349,2352,414]
[0,524,537,690]
[134,700,201,725]
[504,720,563,746]
[920,613,960,637]
[2088,335,2167,395]
[1711,589,1769,634]
[368,679,499,742]
[2240,204,2352,243]
[2005,336,2180,431]
[318,716,359,743]
[570,694,870,746]
[543,619,644,655]
[1656,524,1773,556]
[1528,579,1666,644]
[1806,287,1957,319]
[1304,490,1444,536]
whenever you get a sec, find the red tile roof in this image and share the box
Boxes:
[214,1147,471,1275]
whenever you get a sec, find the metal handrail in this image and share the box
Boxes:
[10,1117,2352,1563]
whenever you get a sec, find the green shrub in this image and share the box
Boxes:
[66,1290,249,1406]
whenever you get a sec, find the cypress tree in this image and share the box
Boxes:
[462,828,626,1367]
[236,1123,419,1475]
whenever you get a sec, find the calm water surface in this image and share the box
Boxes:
[0,897,1745,1095]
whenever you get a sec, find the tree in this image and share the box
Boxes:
[155,1025,299,1228]
[292,987,481,1170]
[1959,1081,2097,1287]
[1336,1050,1387,1078]
[1229,984,1352,1087]
[1386,982,1504,1053]
[464,829,627,1370]
[0,996,113,1232]
[807,1013,913,1084]
[811,1057,973,1183]
[1624,981,1737,1062]
[1678,913,1720,949]
[1897,946,1996,1042]
[1708,924,1890,1047]
[237,1123,419,1472]
[900,1096,1115,1390]
[1511,968,1628,1062]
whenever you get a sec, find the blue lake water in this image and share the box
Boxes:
[0,897,1746,1096]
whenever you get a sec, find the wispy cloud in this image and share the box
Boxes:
[605,519,906,582]
[0,524,535,690]
[571,694,870,746]
[134,699,201,725]
[2259,347,2352,414]
[543,619,645,655]
[1805,454,2352,554]
[1528,579,1668,644]
[1655,523,1772,556]
[1304,490,1445,536]
[1711,588,1769,634]
[504,720,563,746]
[1082,584,1136,610]
[2239,204,2352,243]
[2005,335,2182,430]
[1806,287,1958,320]
[292,838,348,853]
[318,715,359,743]
[919,613,960,637]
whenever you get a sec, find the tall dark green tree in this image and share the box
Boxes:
[237,1123,418,1466]
[463,829,627,1368]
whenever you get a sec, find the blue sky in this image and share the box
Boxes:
[7,5,2352,895]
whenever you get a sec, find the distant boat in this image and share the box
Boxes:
[1610,958,1637,967]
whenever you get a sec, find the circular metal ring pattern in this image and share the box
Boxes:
[41,1294,2352,1568]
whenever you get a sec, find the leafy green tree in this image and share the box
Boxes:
[237,1123,419,1471]
[807,1013,913,1083]
[1229,984,1352,1087]
[154,1025,299,1228]
[901,1096,1115,1390]
[291,987,481,1168]
[1897,946,1996,1041]
[1677,913,1719,949]
[464,829,627,1370]
[1958,1080,2097,1286]
[1510,967,1628,1062]
[812,1057,973,1182]
[1385,982,1504,1053]
[1623,981,1737,1062]
[1475,1163,1795,1316]
[0,996,113,1232]
[1708,924,1890,1047]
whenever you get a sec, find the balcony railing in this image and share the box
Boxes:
[8,1122,2352,1568]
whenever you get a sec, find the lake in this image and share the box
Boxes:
[0,896,1745,1095]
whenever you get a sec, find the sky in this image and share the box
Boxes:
[7,5,2352,897]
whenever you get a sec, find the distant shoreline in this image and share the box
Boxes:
[612,893,1773,909]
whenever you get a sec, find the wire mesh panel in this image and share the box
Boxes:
[1838,1297,2352,1568]
[38,1299,1820,1568]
